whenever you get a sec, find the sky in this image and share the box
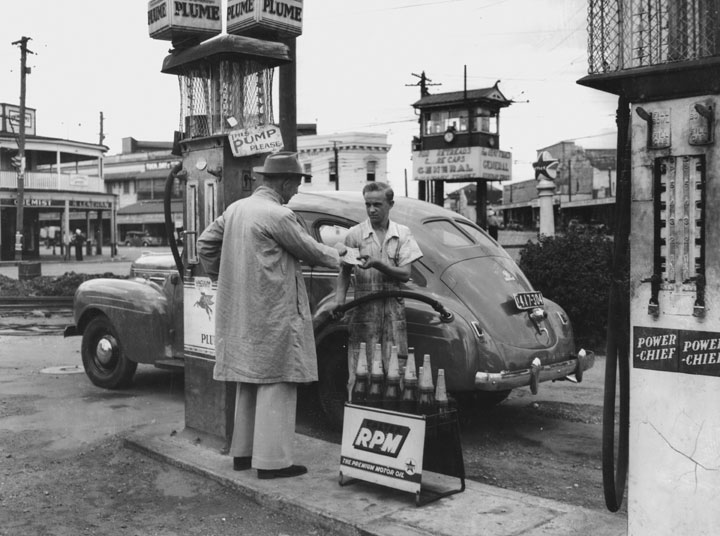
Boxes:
[0,0,620,197]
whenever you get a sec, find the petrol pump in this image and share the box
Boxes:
[148,0,301,446]
[579,2,720,534]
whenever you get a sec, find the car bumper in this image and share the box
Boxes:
[474,350,595,393]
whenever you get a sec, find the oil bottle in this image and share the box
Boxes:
[400,347,418,414]
[351,342,369,404]
[435,368,449,414]
[366,343,384,408]
[382,345,401,411]
[417,354,436,415]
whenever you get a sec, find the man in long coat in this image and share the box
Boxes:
[198,152,344,479]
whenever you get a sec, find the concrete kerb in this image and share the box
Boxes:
[125,422,627,536]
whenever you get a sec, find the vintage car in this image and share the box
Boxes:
[65,191,592,426]
[123,230,163,247]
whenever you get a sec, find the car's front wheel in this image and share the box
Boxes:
[142,241,149,247]
[124,241,131,247]
[81,315,137,389]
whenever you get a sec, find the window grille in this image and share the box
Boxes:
[587,0,720,74]
[175,58,275,138]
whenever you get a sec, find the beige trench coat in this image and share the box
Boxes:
[197,186,340,384]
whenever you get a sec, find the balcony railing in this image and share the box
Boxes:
[588,0,720,74]
[0,170,106,193]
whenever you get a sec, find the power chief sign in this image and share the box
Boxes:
[412,147,512,182]
[228,125,284,157]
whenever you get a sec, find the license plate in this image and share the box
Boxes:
[513,291,544,310]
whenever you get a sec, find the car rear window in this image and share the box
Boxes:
[423,220,475,247]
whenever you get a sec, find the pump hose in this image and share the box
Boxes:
[602,96,631,512]
[316,290,454,334]
[164,163,185,281]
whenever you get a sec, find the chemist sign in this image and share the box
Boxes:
[633,326,720,377]
[413,147,512,182]
[228,125,284,157]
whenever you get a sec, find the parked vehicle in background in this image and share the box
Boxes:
[123,231,162,247]
[567,219,588,233]
[66,192,593,428]
[505,220,524,231]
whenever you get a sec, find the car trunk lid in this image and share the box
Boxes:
[440,256,558,351]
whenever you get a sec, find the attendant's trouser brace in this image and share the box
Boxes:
[230,382,297,470]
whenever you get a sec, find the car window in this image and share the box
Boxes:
[455,220,496,246]
[423,220,474,247]
[318,224,349,246]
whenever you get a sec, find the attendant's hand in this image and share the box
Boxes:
[358,255,378,270]
[333,242,348,256]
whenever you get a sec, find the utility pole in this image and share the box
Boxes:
[99,111,106,145]
[406,71,440,97]
[332,141,340,191]
[12,36,33,261]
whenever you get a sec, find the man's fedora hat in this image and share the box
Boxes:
[254,151,311,179]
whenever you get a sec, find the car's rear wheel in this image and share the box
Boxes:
[124,241,131,247]
[317,332,349,430]
[81,315,137,389]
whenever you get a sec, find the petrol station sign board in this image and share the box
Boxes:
[228,124,284,157]
[340,404,425,494]
[412,147,512,182]
[184,277,218,359]
[227,0,304,38]
[148,0,222,42]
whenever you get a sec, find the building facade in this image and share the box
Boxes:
[79,130,390,243]
[497,141,617,231]
[297,132,390,192]
[0,104,114,261]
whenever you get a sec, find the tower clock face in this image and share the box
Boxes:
[443,129,455,143]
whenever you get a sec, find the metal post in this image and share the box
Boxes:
[333,141,339,191]
[12,36,32,261]
[279,38,297,152]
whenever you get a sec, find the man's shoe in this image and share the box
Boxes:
[257,465,308,479]
[233,456,252,471]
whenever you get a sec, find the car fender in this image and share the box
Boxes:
[73,278,172,364]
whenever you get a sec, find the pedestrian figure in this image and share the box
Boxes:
[73,229,85,261]
[197,152,346,479]
[487,210,500,241]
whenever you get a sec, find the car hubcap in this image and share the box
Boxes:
[95,335,118,366]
